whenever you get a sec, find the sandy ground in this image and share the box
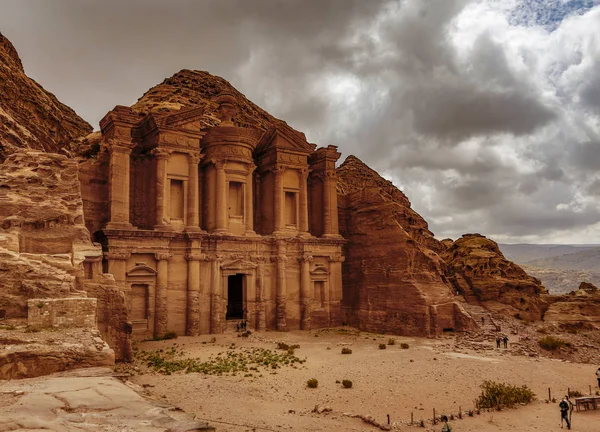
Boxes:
[129,329,600,432]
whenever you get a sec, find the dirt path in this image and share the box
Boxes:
[130,329,600,431]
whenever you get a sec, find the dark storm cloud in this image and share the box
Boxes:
[1,0,599,243]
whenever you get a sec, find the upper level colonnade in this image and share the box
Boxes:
[99,94,341,239]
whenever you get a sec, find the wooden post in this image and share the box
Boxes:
[459,406,462,419]
[410,412,413,425]
[548,387,551,401]
[590,385,592,395]
[433,408,436,424]
[387,414,390,425]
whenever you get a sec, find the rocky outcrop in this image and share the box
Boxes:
[0,151,131,360]
[0,32,92,161]
[442,234,548,321]
[542,285,600,330]
[131,69,289,132]
[0,327,114,380]
[337,156,475,336]
[0,151,90,316]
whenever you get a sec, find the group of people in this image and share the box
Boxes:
[235,320,248,332]
[495,335,509,349]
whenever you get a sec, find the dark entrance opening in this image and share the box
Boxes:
[226,274,244,320]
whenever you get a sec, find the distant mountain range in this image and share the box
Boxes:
[498,243,600,294]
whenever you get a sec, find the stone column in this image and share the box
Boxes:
[214,162,228,233]
[329,171,339,235]
[322,171,332,236]
[210,256,221,332]
[274,243,287,330]
[254,171,261,234]
[185,251,203,336]
[154,252,172,337]
[328,255,344,327]
[273,166,284,233]
[106,143,133,229]
[245,166,255,234]
[153,148,172,230]
[299,255,313,330]
[299,169,309,235]
[186,153,202,231]
[255,262,266,331]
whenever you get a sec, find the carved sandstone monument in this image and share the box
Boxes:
[79,86,344,341]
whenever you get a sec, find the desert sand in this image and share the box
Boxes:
[128,328,600,431]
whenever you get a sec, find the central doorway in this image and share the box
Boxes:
[226,274,244,320]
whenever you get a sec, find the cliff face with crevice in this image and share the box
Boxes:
[337,155,476,336]
[0,32,92,161]
[441,234,548,321]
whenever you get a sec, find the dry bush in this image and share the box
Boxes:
[342,379,353,388]
[538,336,566,350]
[475,380,535,409]
[378,344,387,350]
[400,343,410,349]
[307,378,318,388]
[341,347,352,354]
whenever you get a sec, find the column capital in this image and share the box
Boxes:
[108,139,134,155]
[104,251,131,261]
[188,152,203,165]
[298,255,314,263]
[152,147,172,160]
[271,255,288,263]
[328,255,345,263]
[185,252,206,261]
[154,252,173,261]
[325,170,337,179]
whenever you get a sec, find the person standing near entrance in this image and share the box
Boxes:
[503,335,509,349]
[596,367,600,388]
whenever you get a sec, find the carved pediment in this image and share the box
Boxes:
[126,263,157,277]
[221,259,258,271]
[310,265,329,277]
[256,126,316,154]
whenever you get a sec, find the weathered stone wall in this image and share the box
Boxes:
[27,298,97,329]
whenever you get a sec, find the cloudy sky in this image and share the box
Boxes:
[2,0,600,244]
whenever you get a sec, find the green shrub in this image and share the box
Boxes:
[569,389,583,397]
[378,344,387,350]
[538,336,566,350]
[475,380,535,409]
[342,379,353,388]
[307,378,318,388]
[387,339,396,345]
[400,343,410,349]
[341,347,352,354]
[154,331,177,341]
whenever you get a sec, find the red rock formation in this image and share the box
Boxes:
[442,234,548,321]
[337,155,475,336]
[0,32,92,161]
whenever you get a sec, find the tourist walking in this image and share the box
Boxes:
[596,367,600,388]
[440,415,452,432]
[559,396,571,429]
[503,336,509,349]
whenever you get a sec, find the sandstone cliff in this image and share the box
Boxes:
[337,155,475,336]
[130,69,289,132]
[442,234,548,321]
[0,32,92,161]
[542,282,600,330]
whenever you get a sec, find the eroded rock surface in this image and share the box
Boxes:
[0,151,131,360]
[0,32,92,161]
[337,155,475,336]
[0,368,214,431]
[0,327,114,380]
[442,234,548,321]
[543,283,600,330]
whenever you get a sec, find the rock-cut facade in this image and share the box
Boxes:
[79,93,344,341]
